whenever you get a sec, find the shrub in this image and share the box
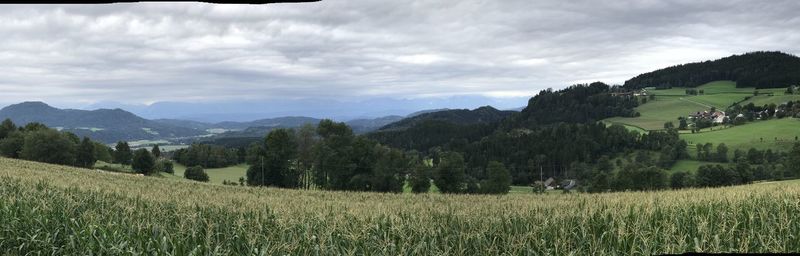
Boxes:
[184,166,210,182]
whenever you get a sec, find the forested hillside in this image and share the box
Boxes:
[379,106,515,131]
[624,51,800,89]
[511,82,639,127]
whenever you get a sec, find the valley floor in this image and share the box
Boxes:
[2,157,800,254]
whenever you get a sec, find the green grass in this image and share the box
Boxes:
[680,118,800,153]
[3,157,800,254]
[605,97,707,130]
[605,81,792,131]
[602,120,648,134]
[93,161,135,173]
[169,162,248,184]
[742,94,800,106]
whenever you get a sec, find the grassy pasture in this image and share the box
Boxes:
[2,157,800,254]
[168,162,249,184]
[742,94,800,106]
[605,81,791,130]
[604,96,706,130]
[680,118,800,154]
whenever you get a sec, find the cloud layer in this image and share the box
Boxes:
[0,0,798,108]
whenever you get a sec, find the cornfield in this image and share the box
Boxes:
[1,157,799,255]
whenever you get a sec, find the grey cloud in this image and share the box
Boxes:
[0,0,798,108]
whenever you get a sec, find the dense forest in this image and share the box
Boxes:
[624,51,800,89]
[510,82,639,127]
[172,144,242,168]
[379,106,515,131]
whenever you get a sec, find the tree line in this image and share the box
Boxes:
[238,121,512,194]
[0,119,109,168]
[171,144,241,168]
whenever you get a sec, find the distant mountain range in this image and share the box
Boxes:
[83,96,530,122]
[0,102,204,143]
[0,101,520,144]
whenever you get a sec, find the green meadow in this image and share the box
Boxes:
[603,81,795,130]
[680,118,800,154]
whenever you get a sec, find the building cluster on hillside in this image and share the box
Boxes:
[689,110,727,124]
[610,89,648,98]
[543,177,577,190]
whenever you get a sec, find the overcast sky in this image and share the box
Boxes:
[0,0,798,109]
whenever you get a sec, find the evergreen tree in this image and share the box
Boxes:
[670,171,691,189]
[151,144,161,159]
[312,119,357,190]
[434,151,466,193]
[75,137,97,168]
[93,142,113,163]
[0,118,15,140]
[247,129,298,188]
[788,143,800,177]
[480,161,512,194]
[372,147,407,193]
[0,131,23,158]
[409,162,432,193]
[132,148,155,175]
[747,148,763,164]
[113,141,132,165]
[716,143,729,163]
[184,166,209,182]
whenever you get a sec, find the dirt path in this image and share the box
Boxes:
[679,97,714,108]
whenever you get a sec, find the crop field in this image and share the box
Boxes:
[2,157,800,254]
[680,118,800,154]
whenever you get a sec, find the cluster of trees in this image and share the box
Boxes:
[184,166,209,182]
[625,51,800,89]
[241,121,513,194]
[0,119,110,168]
[172,144,240,168]
[695,143,729,162]
[576,142,800,192]
[674,144,800,189]
[685,89,705,95]
[514,82,639,127]
[111,142,173,175]
[726,101,800,125]
[369,83,689,190]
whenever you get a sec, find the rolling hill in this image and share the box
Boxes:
[378,106,515,131]
[604,81,799,130]
[624,51,800,89]
[0,102,204,143]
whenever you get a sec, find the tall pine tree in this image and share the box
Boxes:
[113,141,132,165]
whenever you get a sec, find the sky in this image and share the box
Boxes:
[0,0,799,117]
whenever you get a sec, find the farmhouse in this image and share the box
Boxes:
[543,177,557,190]
[611,89,647,98]
[690,110,727,124]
